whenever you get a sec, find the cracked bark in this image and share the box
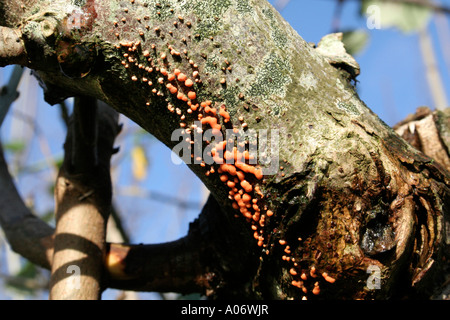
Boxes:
[0,0,448,299]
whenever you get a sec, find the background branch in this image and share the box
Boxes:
[315,0,450,15]
[49,99,118,299]
[0,141,54,269]
[0,65,23,127]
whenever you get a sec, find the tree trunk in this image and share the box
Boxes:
[0,0,448,299]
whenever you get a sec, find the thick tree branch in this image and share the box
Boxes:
[0,0,448,299]
[0,101,223,296]
[0,141,230,295]
[105,195,225,295]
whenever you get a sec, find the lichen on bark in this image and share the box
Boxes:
[0,0,448,300]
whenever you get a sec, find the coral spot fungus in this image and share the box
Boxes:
[112,3,334,298]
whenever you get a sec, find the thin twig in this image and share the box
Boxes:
[0,65,23,127]
[418,26,449,110]
[317,0,450,15]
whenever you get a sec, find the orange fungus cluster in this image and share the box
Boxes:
[112,0,336,299]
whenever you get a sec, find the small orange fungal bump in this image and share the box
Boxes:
[322,272,336,284]
[166,83,178,94]
[160,68,168,76]
[255,185,264,198]
[201,116,221,132]
[219,109,230,122]
[236,170,245,181]
[227,180,235,188]
[242,193,252,203]
[185,79,194,87]
[187,91,196,100]
[220,164,237,176]
[177,73,187,82]
[240,180,252,193]
[310,266,318,278]
[312,282,320,295]
[204,106,217,115]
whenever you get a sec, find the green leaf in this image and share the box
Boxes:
[361,0,432,33]
[16,261,38,279]
[3,140,26,153]
[342,30,369,56]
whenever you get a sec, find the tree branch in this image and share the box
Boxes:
[0,0,448,299]
[49,99,118,299]
[0,101,222,297]
[0,139,226,296]
[0,65,23,127]
[394,107,450,171]
[318,0,450,15]
[0,140,54,269]
[0,27,27,67]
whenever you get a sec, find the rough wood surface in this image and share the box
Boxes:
[0,0,448,299]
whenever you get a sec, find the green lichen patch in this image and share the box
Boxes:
[246,52,292,99]
[204,54,221,74]
[271,28,288,49]
[235,0,254,15]
[189,0,233,18]
[194,18,222,40]
[336,99,360,116]
[141,0,176,21]
[261,7,288,48]
[221,86,240,110]
[185,0,233,39]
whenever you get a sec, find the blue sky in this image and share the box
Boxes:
[270,0,450,126]
[0,0,449,299]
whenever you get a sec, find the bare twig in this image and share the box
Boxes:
[0,65,23,127]
[332,0,345,32]
[316,0,450,15]
[116,186,203,210]
[418,27,449,110]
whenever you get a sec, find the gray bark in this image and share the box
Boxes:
[0,0,448,299]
